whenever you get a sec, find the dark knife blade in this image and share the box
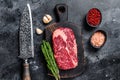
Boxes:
[19,4,33,80]
[19,4,34,59]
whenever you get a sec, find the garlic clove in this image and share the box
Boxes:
[43,14,52,24]
[36,28,43,35]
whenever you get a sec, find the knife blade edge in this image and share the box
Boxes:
[27,3,34,58]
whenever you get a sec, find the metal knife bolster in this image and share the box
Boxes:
[19,4,34,59]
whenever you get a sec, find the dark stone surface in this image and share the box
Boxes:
[0,0,120,80]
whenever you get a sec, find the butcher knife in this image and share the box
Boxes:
[19,3,34,80]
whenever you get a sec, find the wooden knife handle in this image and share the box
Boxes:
[23,60,31,80]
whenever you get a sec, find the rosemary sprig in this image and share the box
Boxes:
[41,40,60,80]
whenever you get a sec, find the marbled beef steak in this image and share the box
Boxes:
[52,27,78,70]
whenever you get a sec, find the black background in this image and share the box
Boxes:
[0,0,120,80]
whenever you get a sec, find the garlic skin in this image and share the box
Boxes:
[43,14,52,24]
[36,28,43,35]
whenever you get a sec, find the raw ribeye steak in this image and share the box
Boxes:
[52,27,78,70]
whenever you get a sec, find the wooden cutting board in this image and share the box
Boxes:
[45,22,87,78]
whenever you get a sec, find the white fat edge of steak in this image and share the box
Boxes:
[53,29,67,41]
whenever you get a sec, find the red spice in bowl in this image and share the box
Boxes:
[90,30,106,48]
[86,8,102,27]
